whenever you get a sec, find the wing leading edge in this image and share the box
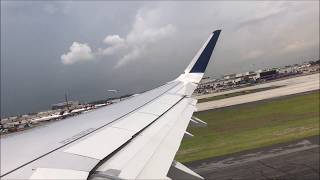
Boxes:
[1,30,221,180]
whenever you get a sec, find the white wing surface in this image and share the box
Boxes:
[1,30,221,180]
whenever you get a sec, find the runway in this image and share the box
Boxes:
[196,73,319,112]
[187,136,319,180]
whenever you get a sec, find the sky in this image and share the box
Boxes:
[1,1,319,117]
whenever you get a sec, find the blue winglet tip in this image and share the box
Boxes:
[213,29,222,34]
[189,29,221,73]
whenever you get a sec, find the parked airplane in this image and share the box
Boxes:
[1,30,221,179]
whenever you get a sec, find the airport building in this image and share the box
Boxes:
[194,60,319,95]
[259,69,278,80]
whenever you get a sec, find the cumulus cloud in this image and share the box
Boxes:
[99,35,126,56]
[61,42,94,65]
[103,35,125,45]
[117,47,143,67]
[101,7,176,68]
[61,6,176,67]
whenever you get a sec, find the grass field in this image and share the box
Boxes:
[198,86,282,103]
[176,91,320,163]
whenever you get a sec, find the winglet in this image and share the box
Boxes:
[184,30,221,74]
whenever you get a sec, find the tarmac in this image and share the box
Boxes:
[187,136,320,180]
[196,73,319,112]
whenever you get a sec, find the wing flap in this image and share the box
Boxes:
[29,168,88,180]
[138,94,183,116]
[64,127,134,160]
[136,101,195,179]
[95,105,184,176]
[111,112,158,132]
[93,98,196,179]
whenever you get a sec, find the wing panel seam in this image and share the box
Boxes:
[1,82,181,178]
[87,96,186,178]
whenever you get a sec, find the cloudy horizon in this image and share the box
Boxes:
[1,1,319,117]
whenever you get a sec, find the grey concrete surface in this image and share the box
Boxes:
[187,136,319,180]
[196,73,319,111]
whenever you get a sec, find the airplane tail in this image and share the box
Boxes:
[184,30,221,74]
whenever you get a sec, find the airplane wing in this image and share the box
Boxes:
[1,30,221,180]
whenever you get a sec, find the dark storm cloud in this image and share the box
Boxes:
[1,1,319,117]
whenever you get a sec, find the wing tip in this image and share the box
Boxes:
[188,29,221,73]
[213,29,222,34]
